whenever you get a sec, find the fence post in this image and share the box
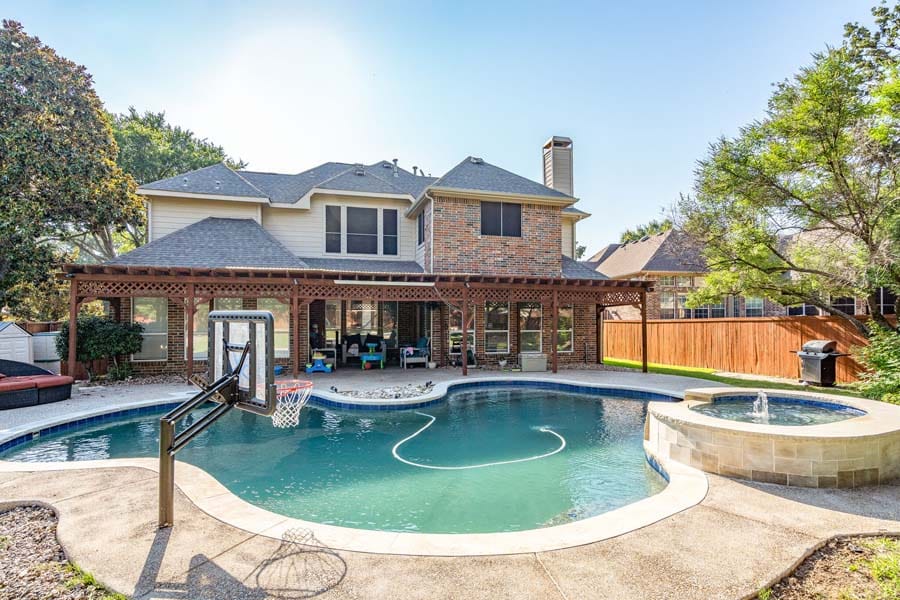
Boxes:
[640,291,648,373]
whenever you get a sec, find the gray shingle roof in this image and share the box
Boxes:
[431,157,575,200]
[238,163,350,204]
[106,218,304,269]
[139,163,266,198]
[297,257,424,274]
[588,230,706,278]
[561,256,608,280]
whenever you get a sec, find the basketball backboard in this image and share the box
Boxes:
[208,310,276,415]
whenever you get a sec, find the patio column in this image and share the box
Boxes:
[67,278,79,379]
[460,286,468,376]
[291,291,300,378]
[597,306,605,364]
[641,290,648,373]
[551,289,558,374]
[185,284,194,381]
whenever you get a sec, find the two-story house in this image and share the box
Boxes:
[62,137,654,377]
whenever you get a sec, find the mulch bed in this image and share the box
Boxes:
[0,505,122,600]
[766,536,900,600]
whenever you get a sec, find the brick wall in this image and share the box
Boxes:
[430,194,562,276]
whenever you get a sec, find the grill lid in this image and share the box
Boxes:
[801,339,837,354]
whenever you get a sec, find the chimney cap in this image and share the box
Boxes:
[543,135,573,150]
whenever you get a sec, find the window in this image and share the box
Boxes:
[744,297,764,318]
[258,299,289,357]
[417,211,425,246]
[788,304,820,316]
[324,300,341,347]
[382,209,398,255]
[879,287,897,315]
[480,201,521,237]
[676,293,692,319]
[676,276,693,288]
[708,301,726,319]
[346,301,378,336]
[659,292,676,319]
[449,304,475,353]
[484,302,510,353]
[519,303,542,352]
[325,205,341,253]
[133,297,168,361]
[658,276,676,286]
[693,304,708,319]
[190,298,241,359]
[557,305,574,352]
[381,301,398,348]
[831,296,856,315]
[346,207,378,254]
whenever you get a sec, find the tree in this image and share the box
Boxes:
[56,316,143,381]
[0,20,142,314]
[678,39,899,337]
[70,108,248,261]
[619,218,673,243]
[575,243,587,259]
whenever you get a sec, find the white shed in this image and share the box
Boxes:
[0,322,33,364]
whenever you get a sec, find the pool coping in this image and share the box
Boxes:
[0,378,709,556]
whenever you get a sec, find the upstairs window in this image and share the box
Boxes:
[383,209,398,255]
[325,206,341,253]
[346,207,378,254]
[744,297,764,318]
[417,211,425,245]
[481,201,521,237]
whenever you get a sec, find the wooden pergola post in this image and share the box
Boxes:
[291,289,300,378]
[597,306,605,364]
[67,278,79,379]
[460,286,468,376]
[551,289,559,374]
[185,284,195,381]
[640,290,648,373]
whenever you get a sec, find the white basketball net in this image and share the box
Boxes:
[272,380,313,428]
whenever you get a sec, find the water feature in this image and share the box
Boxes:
[691,394,865,426]
[751,391,769,423]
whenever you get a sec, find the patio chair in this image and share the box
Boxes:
[401,337,430,369]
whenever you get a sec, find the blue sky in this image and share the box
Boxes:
[8,1,876,252]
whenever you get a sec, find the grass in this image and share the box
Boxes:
[858,538,900,600]
[63,563,127,600]
[603,357,863,398]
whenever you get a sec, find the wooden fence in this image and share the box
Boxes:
[602,316,877,383]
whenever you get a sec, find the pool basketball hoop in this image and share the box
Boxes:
[272,380,313,428]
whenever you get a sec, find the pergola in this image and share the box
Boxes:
[62,264,653,378]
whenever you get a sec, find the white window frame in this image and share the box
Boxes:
[744,296,764,318]
[346,300,379,337]
[258,298,290,358]
[659,292,676,319]
[133,297,168,362]
[484,302,510,354]
[519,303,542,353]
[556,304,574,353]
[323,204,401,258]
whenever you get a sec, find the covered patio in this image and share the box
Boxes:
[61,265,653,380]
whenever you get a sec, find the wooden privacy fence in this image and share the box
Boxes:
[602,316,874,383]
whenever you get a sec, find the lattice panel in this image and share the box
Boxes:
[296,283,445,302]
[77,279,186,298]
[469,288,513,302]
[595,291,643,307]
[194,283,293,298]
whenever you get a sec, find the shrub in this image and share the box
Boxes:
[854,326,900,404]
[56,317,144,381]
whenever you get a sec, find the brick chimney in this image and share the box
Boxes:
[542,136,573,196]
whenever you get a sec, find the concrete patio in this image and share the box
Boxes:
[0,370,898,599]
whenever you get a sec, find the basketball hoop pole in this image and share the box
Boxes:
[158,342,250,528]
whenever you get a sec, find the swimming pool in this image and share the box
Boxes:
[690,396,865,426]
[1,385,668,534]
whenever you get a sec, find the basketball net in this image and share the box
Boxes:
[272,380,313,428]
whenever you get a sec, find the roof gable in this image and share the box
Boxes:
[139,163,266,199]
[589,230,706,278]
[431,157,574,200]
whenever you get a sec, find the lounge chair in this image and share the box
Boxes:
[401,337,430,369]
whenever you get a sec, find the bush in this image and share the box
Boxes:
[56,316,144,381]
[854,326,900,404]
[106,362,134,381]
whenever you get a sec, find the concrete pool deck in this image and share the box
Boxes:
[0,370,898,598]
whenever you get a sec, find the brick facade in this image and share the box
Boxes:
[429,194,562,276]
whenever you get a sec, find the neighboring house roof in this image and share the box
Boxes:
[561,256,608,280]
[140,163,267,199]
[430,156,575,201]
[105,218,303,269]
[586,230,706,278]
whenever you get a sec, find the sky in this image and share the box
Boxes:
[7,0,877,253]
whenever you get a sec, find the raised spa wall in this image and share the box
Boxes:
[645,388,900,488]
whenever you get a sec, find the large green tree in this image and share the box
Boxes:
[73,108,247,261]
[0,20,141,315]
[679,11,900,336]
[619,218,673,243]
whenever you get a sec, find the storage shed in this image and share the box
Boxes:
[0,323,33,364]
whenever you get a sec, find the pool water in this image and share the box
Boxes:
[1,386,667,534]
[691,398,865,426]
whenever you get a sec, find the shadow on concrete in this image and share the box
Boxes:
[734,478,900,522]
[135,526,347,599]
